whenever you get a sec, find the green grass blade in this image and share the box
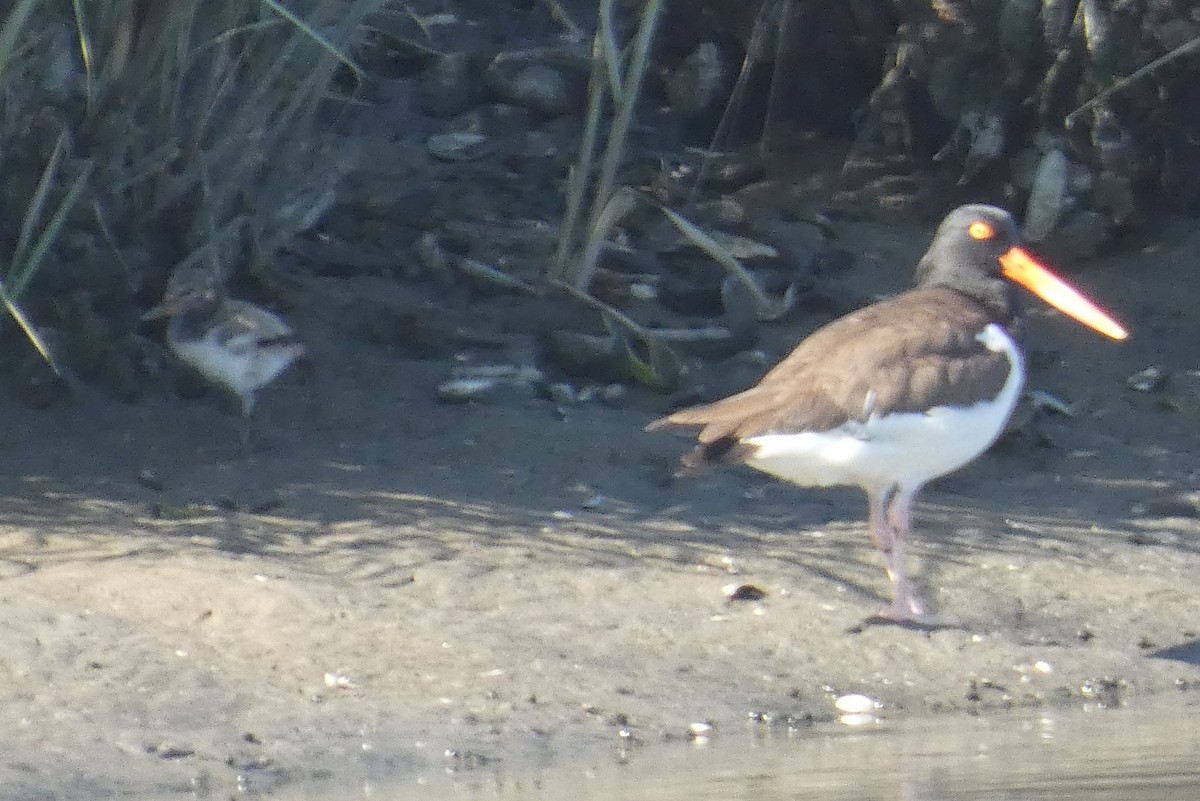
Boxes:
[13,132,68,268]
[0,283,62,375]
[0,0,40,84]
[259,0,364,79]
[7,161,95,300]
[653,200,796,321]
[69,0,98,108]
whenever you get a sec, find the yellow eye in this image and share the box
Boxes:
[968,221,995,240]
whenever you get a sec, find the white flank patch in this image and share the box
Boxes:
[743,323,1025,490]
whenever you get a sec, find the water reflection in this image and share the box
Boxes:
[289,699,1200,801]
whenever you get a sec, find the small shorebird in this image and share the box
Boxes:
[144,277,306,449]
[647,204,1128,626]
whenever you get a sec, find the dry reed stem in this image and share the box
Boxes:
[551,0,663,290]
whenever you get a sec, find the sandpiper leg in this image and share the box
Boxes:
[239,396,255,457]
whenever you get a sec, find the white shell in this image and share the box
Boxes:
[324,672,356,689]
[1126,366,1166,392]
[834,693,881,714]
[427,131,488,162]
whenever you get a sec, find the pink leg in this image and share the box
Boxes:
[882,486,925,620]
[865,486,948,626]
[866,487,893,552]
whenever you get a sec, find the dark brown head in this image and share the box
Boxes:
[141,269,223,322]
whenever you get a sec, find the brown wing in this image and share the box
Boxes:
[647,288,1015,468]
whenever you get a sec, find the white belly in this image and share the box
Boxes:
[173,335,302,399]
[742,324,1024,492]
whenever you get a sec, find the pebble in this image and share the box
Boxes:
[665,41,725,114]
[436,376,500,403]
[599,383,627,407]
[324,672,357,689]
[580,494,606,510]
[487,54,583,117]
[426,131,489,162]
[137,468,164,491]
[1126,366,1167,392]
[723,583,767,602]
[547,382,576,405]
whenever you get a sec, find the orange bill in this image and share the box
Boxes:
[999,248,1129,340]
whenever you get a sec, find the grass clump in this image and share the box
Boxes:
[0,0,382,373]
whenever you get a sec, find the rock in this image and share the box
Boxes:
[664,41,726,115]
[418,52,478,118]
[426,131,490,162]
[1024,148,1071,241]
[486,51,586,117]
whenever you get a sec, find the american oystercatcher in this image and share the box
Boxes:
[647,204,1128,625]
[144,275,306,450]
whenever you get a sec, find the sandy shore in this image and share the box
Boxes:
[3,217,1199,798]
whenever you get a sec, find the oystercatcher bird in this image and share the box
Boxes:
[647,204,1127,625]
[144,274,306,450]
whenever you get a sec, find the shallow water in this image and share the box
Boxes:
[289,698,1200,801]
